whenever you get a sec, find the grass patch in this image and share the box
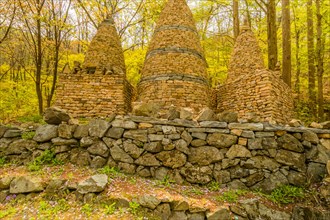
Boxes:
[207,181,221,192]
[0,207,16,218]
[269,185,305,204]
[216,190,247,203]
[82,203,93,217]
[22,131,36,140]
[17,115,44,124]
[103,202,117,215]
[28,150,63,171]
[0,157,6,167]
[129,201,140,215]
[98,166,121,178]
[155,175,175,187]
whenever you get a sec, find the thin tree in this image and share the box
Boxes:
[307,0,317,118]
[233,0,240,39]
[282,0,291,87]
[0,1,17,44]
[316,0,324,121]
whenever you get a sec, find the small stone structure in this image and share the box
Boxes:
[135,0,210,112]
[55,18,133,117]
[215,24,294,124]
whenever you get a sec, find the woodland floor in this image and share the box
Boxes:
[0,164,328,220]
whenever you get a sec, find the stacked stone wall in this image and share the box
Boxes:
[1,116,329,194]
[216,69,293,124]
[55,73,132,117]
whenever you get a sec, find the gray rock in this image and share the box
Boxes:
[171,200,189,211]
[180,165,213,184]
[87,141,109,157]
[310,144,330,164]
[73,125,89,139]
[155,203,172,220]
[4,128,22,138]
[111,119,137,129]
[258,203,291,220]
[106,127,125,139]
[133,102,163,117]
[227,180,248,190]
[170,211,188,220]
[189,146,223,165]
[187,212,206,220]
[33,125,58,142]
[175,139,190,154]
[123,130,148,142]
[307,162,326,183]
[0,125,8,138]
[80,136,98,147]
[149,134,165,141]
[190,139,207,147]
[207,133,237,148]
[206,208,231,220]
[217,111,238,123]
[123,142,144,159]
[77,174,108,194]
[288,171,306,186]
[275,150,306,171]
[110,145,134,163]
[241,131,255,138]
[228,123,264,131]
[248,138,263,150]
[118,162,136,174]
[10,176,44,193]
[196,108,216,122]
[70,149,90,166]
[0,177,13,190]
[293,206,330,220]
[229,166,250,179]
[180,108,194,120]
[226,145,252,159]
[321,121,330,129]
[222,158,240,169]
[168,134,181,140]
[245,172,265,187]
[43,107,70,125]
[255,132,275,137]
[277,134,304,152]
[156,150,187,168]
[58,124,75,139]
[54,145,71,154]
[191,132,207,140]
[302,131,319,144]
[45,179,67,193]
[90,156,107,168]
[7,139,37,155]
[144,142,163,153]
[138,195,161,209]
[181,130,193,145]
[162,126,176,134]
[51,138,78,146]
[213,170,231,184]
[244,156,280,170]
[200,121,227,128]
[251,171,288,193]
[135,153,161,166]
[88,119,110,138]
[320,139,330,150]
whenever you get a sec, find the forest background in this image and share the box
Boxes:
[0,0,329,124]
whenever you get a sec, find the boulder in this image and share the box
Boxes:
[106,127,125,139]
[88,119,110,138]
[90,156,107,168]
[180,108,194,120]
[135,153,161,166]
[123,142,144,159]
[58,124,75,139]
[302,131,319,144]
[33,125,58,142]
[195,107,216,122]
[206,208,231,220]
[3,128,22,138]
[154,203,172,220]
[180,165,213,184]
[73,125,89,139]
[132,102,163,117]
[275,150,306,171]
[111,119,137,129]
[110,146,134,163]
[307,162,326,183]
[43,107,71,125]
[87,141,109,157]
[137,195,161,209]
[0,177,13,190]
[10,176,44,193]
[277,134,304,152]
[123,130,148,142]
[226,145,252,159]
[217,111,238,123]
[70,149,90,166]
[169,211,187,220]
[156,150,187,168]
[251,171,289,194]
[77,174,108,194]
[7,139,37,155]
[207,133,237,148]
[189,146,223,166]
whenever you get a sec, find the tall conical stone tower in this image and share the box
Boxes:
[216,22,293,124]
[137,0,210,112]
[55,17,133,117]
[83,17,126,75]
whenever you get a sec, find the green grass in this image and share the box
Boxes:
[17,114,44,123]
[216,190,247,203]
[269,185,305,204]
[82,203,93,217]
[0,157,6,167]
[28,150,63,171]
[22,131,36,140]
[0,207,16,218]
[98,166,121,177]
[103,202,117,215]
[207,181,221,192]
[155,175,175,187]
[129,201,140,215]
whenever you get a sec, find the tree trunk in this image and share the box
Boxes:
[307,0,316,118]
[316,0,324,121]
[36,0,43,115]
[282,0,291,87]
[267,0,278,70]
[233,0,240,39]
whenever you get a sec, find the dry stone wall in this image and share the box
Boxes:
[1,116,329,194]
[55,73,133,117]
[136,0,210,112]
[216,25,294,124]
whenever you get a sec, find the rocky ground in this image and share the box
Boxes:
[0,164,329,220]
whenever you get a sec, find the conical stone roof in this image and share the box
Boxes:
[137,0,210,111]
[83,17,126,75]
[227,24,264,82]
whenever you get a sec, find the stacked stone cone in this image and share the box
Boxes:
[137,0,210,112]
[83,17,126,75]
[226,24,264,83]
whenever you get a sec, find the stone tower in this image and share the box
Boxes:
[136,0,210,112]
[83,17,126,75]
[55,17,133,117]
[216,23,293,124]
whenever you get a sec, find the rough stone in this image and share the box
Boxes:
[90,156,107,168]
[307,162,326,183]
[138,195,161,209]
[80,136,98,147]
[77,174,108,194]
[33,125,58,142]
[226,145,252,159]
[244,156,280,170]
[180,165,212,184]
[10,176,44,193]
[189,146,223,165]
[292,206,330,220]
[118,162,136,174]
[206,208,231,220]
[181,130,193,145]
[4,128,22,138]
[302,131,319,144]
[190,139,207,147]
[0,177,13,190]
[73,125,89,139]
[287,170,306,186]
[180,108,194,120]
[123,142,144,159]
[123,130,148,142]
[45,179,67,193]
[106,127,125,139]
[88,119,110,138]
[144,142,163,153]
[199,121,227,128]
[87,141,109,157]
[112,119,137,129]
[207,133,237,148]
[51,138,78,146]
[155,203,171,220]
[213,170,231,184]
[58,124,75,139]
[251,171,289,193]
[275,150,306,171]
[6,139,37,155]
[228,123,264,131]
[43,107,71,125]
[135,153,161,166]
[171,200,189,211]
[217,111,238,123]
[169,211,188,220]
[229,166,250,179]
[196,107,216,122]
[321,139,330,150]
[156,150,187,168]
[110,146,134,163]
[277,134,304,152]
[70,149,91,166]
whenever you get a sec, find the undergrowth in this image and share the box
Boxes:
[28,150,63,171]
